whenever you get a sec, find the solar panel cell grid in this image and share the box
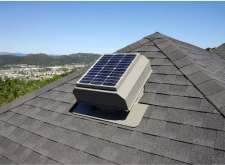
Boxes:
[79,53,137,87]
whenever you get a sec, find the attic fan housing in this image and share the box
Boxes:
[73,53,152,127]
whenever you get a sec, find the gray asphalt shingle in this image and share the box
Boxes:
[187,70,213,85]
[138,38,150,45]
[10,104,31,115]
[214,43,225,60]
[8,127,31,144]
[133,45,160,52]
[9,145,33,164]
[127,41,141,50]
[2,143,20,160]
[23,133,43,150]
[116,46,131,53]
[197,79,225,96]
[0,123,16,137]
[143,51,167,59]
[1,32,225,164]
[7,113,28,126]
[166,49,187,61]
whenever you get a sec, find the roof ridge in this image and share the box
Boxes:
[214,43,225,53]
[150,33,225,117]
[0,64,92,114]
[162,34,225,85]
[164,34,225,63]
[147,32,225,74]
[152,32,225,59]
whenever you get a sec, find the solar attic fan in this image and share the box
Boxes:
[73,53,152,127]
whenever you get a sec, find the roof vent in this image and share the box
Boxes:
[73,53,152,127]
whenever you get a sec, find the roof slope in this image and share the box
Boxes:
[213,43,225,60]
[1,32,225,164]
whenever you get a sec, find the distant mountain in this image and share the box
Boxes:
[0,53,100,66]
[0,52,28,56]
[0,52,63,56]
[11,53,28,56]
[48,54,64,56]
[0,52,10,55]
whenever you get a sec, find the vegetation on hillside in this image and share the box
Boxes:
[0,69,76,107]
[0,53,100,67]
[206,47,216,51]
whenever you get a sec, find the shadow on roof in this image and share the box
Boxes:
[73,103,129,120]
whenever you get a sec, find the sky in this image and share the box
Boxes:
[0,1,225,55]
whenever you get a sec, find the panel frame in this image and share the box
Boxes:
[76,53,140,91]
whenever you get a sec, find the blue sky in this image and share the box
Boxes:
[0,1,225,55]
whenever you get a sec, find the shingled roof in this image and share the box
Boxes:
[1,32,225,164]
[213,43,225,60]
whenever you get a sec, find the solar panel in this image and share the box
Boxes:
[77,53,139,90]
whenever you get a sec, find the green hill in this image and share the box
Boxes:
[0,70,76,106]
[0,53,100,66]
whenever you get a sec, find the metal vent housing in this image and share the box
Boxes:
[74,53,152,111]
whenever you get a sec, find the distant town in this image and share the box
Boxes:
[0,52,101,80]
[0,63,85,80]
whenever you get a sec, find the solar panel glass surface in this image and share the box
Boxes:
[79,54,137,87]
